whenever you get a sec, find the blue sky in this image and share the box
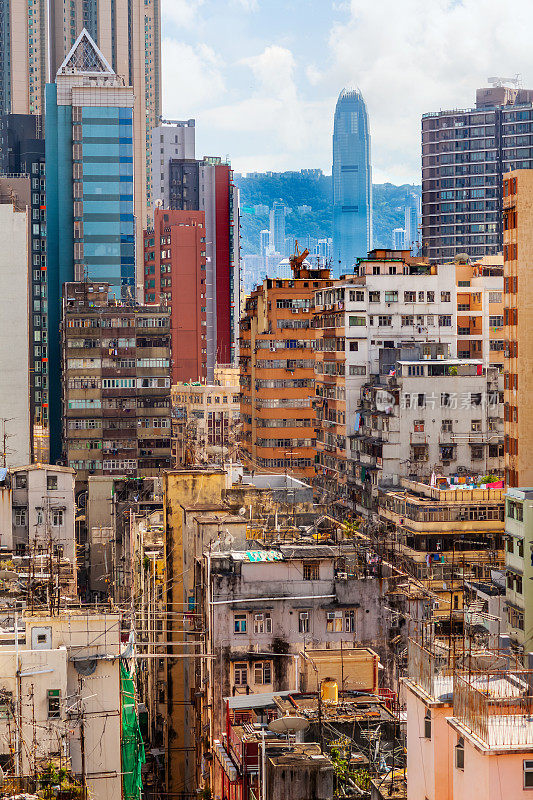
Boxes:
[161,0,533,182]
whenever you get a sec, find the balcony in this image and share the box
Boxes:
[454,669,533,747]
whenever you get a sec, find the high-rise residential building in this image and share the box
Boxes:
[422,84,533,262]
[269,201,286,254]
[46,30,135,460]
[240,256,332,481]
[0,117,48,460]
[503,169,533,488]
[392,227,405,249]
[61,282,172,484]
[404,192,420,254]
[0,1,160,260]
[166,153,240,377]
[313,249,505,517]
[151,120,195,209]
[332,88,372,275]
[143,209,208,383]
[0,188,31,467]
[313,250,458,513]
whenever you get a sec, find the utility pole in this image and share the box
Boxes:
[79,676,86,788]
[0,417,14,467]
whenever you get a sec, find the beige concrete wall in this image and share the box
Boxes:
[0,202,30,467]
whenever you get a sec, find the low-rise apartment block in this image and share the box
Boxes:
[504,487,533,656]
[378,478,505,620]
[171,367,240,466]
[350,345,503,513]
[61,282,172,482]
[0,610,124,800]
[405,638,533,800]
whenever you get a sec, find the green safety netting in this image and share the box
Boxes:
[120,662,146,800]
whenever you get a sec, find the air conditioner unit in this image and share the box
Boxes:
[337,572,348,581]
[254,614,264,621]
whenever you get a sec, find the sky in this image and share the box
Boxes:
[161,0,533,183]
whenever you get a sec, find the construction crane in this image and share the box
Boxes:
[290,240,310,271]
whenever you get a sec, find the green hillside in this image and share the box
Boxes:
[234,172,421,255]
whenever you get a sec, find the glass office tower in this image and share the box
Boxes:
[332,88,372,275]
[46,29,135,459]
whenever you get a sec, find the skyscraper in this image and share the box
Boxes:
[332,88,372,275]
[422,84,533,262]
[392,228,406,249]
[404,192,420,254]
[269,201,286,254]
[0,0,161,270]
[46,29,135,460]
[0,116,48,460]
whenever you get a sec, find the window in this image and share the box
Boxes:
[299,612,309,633]
[254,661,272,685]
[326,611,343,632]
[52,510,63,527]
[384,291,398,302]
[404,291,416,302]
[46,475,58,490]
[234,614,247,634]
[47,689,60,719]
[349,315,365,327]
[344,610,356,633]
[424,709,431,739]
[253,613,272,634]
[378,315,392,326]
[349,341,358,352]
[15,474,27,489]
[489,292,502,303]
[303,562,319,580]
[414,420,424,432]
[455,737,464,770]
[14,509,27,527]
[369,291,380,303]
[471,420,482,432]
[234,663,248,686]
[441,291,451,302]
[442,419,452,432]
[427,291,435,303]
[524,760,533,788]
[349,365,366,376]
[438,315,452,326]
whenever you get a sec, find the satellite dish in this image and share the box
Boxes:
[268,715,309,733]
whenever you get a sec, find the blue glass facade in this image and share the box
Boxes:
[81,107,135,293]
[332,88,372,276]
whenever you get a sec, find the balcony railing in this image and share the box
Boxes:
[454,669,533,747]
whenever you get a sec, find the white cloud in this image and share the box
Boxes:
[160,0,533,179]
[162,39,226,115]
[233,0,259,9]
[314,0,533,181]
[161,0,205,29]
[194,45,332,171]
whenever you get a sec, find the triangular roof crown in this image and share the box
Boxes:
[57,28,114,77]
